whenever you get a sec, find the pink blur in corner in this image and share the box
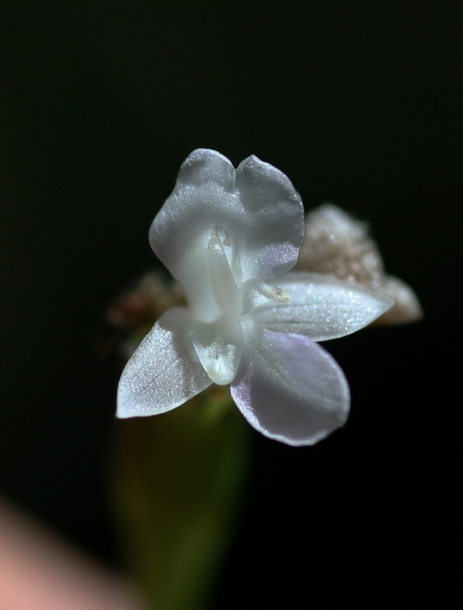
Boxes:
[0,498,146,610]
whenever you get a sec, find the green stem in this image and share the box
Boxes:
[113,387,250,610]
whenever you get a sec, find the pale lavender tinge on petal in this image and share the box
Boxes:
[235,155,305,281]
[230,325,350,446]
[252,272,394,341]
[117,308,211,418]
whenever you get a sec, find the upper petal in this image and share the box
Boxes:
[149,150,304,320]
[150,150,236,321]
[234,155,304,281]
[174,148,235,192]
[117,307,211,418]
[230,324,350,446]
[252,271,394,341]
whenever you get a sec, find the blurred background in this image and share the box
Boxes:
[1,1,462,607]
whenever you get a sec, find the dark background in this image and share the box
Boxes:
[1,1,461,607]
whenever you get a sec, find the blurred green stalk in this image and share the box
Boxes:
[113,386,250,610]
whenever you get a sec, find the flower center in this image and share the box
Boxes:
[183,228,290,386]
[181,230,243,385]
[207,229,242,319]
[187,316,244,385]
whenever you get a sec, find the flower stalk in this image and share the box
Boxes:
[113,386,249,610]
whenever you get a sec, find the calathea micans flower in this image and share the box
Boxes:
[117,149,393,445]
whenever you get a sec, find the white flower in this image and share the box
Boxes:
[117,150,393,446]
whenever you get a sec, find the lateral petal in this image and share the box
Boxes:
[230,325,350,446]
[117,308,211,418]
[252,272,394,341]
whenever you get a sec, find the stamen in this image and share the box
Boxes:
[241,280,291,314]
[259,284,291,303]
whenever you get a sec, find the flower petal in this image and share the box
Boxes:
[230,324,350,446]
[235,155,305,281]
[117,308,211,418]
[174,148,235,192]
[149,150,304,320]
[252,271,394,341]
[150,150,237,321]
